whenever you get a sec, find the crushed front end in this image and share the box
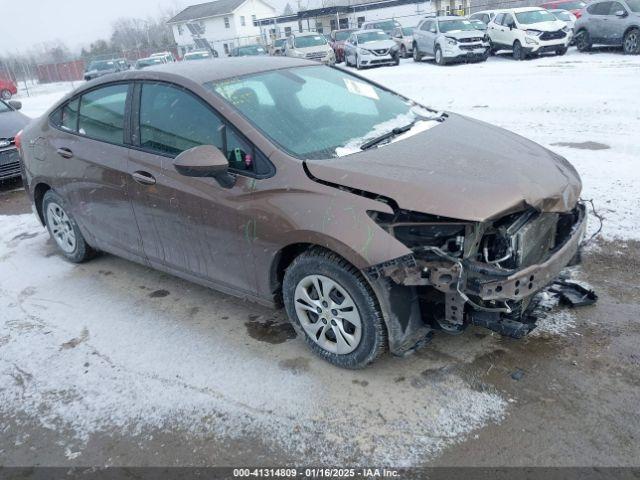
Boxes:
[365,202,589,354]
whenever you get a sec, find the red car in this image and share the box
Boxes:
[0,77,18,100]
[540,0,587,17]
[329,29,356,63]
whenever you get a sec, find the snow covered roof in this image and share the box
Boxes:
[167,0,248,24]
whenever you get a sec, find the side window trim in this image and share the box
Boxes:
[49,81,133,149]
[132,80,275,179]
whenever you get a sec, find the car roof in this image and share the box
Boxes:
[436,15,470,20]
[503,6,545,12]
[354,28,385,34]
[292,31,324,36]
[95,57,315,85]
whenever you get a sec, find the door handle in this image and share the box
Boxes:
[56,147,73,159]
[132,171,156,185]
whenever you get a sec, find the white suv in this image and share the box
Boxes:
[487,7,572,59]
[285,32,336,65]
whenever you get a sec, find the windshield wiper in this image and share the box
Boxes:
[360,122,415,150]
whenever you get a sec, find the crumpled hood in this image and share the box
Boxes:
[305,113,582,222]
[0,110,30,139]
[360,40,397,50]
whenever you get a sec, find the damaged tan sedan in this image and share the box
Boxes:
[18,57,586,368]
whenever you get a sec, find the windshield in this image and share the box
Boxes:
[627,0,640,12]
[238,45,266,55]
[207,65,432,159]
[356,31,390,43]
[294,34,327,48]
[137,58,163,68]
[470,19,488,30]
[0,101,10,113]
[402,27,414,35]
[438,19,479,32]
[88,60,115,71]
[516,9,557,24]
[335,30,352,41]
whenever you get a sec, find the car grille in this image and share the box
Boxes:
[371,48,390,56]
[540,30,566,40]
[459,44,484,50]
[305,51,326,59]
[0,145,21,180]
[458,37,484,43]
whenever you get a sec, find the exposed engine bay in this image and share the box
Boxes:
[364,202,597,355]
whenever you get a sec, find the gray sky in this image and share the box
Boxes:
[0,0,184,53]
[1,0,293,54]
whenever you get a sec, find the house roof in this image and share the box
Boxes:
[167,0,247,23]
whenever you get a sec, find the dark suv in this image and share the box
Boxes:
[17,58,586,368]
[574,0,640,53]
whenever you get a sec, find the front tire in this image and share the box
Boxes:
[283,248,387,369]
[355,53,363,70]
[556,46,568,56]
[43,190,96,263]
[513,40,525,60]
[435,46,447,65]
[623,28,640,55]
[0,89,11,100]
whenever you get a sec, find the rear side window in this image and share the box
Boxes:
[139,83,223,156]
[78,84,128,144]
[608,1,625,13]
[494,13,505,24]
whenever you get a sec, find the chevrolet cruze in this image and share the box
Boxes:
[17,57,586,368]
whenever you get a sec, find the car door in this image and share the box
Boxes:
[46,82,145,260]
[488,13,506,45]
[426,20,439,55]
[588,1,613,41]
[415,20,430,52]
[127,81,264,295]
[501,13,517,46]
[603,1,628,42]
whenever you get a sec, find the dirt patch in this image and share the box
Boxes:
[278,357,310,374]
[148,289,170,298]
[551,141,610,150]
[60,328,89,350]
[245,316,296,345]
[0,180,30,216]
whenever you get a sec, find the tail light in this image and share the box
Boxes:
[14,129,23,150]
[574,9,582,18]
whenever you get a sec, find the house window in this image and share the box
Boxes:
[339,18,349,29]
[316,21,323,33]
[241,15,246,26]
[223,43,230,55]
[357,16,365,27]
[224,17,230,28]
[177,24,184,35]
[284,26,292,36]
[298,20,303,32]
[252,14,257,24]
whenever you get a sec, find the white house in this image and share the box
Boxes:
[168,0,277,56]
[256,0,471,44]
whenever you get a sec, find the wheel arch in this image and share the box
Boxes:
[33,182,52,225]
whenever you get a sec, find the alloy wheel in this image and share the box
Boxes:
[293,274,362,355]
[624,30,639,54]
[46,202,77,253]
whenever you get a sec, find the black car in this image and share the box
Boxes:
[0,99,29,181]
[83,59,125,81]
[231,44,268,56]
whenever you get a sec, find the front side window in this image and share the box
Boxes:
[139,83,223,156]
[0,101,11,113]
[61,98,80,132]
[78,84,128,144]
[502,14,515,26]
[209,65,431,159]
[608,1,626,13]
[138,83,256,173]
[626,0,640,11]
[515,9,557,23]
[494,13,505,24]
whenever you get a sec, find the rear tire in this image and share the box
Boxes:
[623,28,640,55]
[283,248,387,369]
[43,190,97,263]
[0,89,11,100]
[400,44,408,58]
[575,29,592,52]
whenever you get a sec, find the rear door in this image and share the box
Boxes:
[47,83,144,260]
[127,81,264,295]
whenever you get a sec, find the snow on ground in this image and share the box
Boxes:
[351,50,640,241]
[14,81,74,118]
[0,213,507,466]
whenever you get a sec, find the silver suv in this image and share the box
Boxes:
[574,0,640,54]
[413,16,490,65]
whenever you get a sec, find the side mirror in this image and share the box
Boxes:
[614,9,627,16]
[8,100,22,110]
[173,145,236,188]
